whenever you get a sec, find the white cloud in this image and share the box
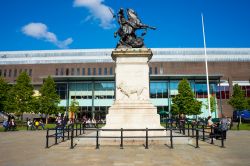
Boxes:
[73,0,115,29]
[22,23,73,49]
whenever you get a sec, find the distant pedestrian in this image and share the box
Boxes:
[27,119,33,130]
[35,120,40,130]
[9,119,16,131]
[179,114,186,134]
[39,119,45,130]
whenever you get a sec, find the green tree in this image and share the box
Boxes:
[210,95,216,113]
[39,76,60,124]
[248,98,250,110]
[69,99,79,121]
[12,72,34,120]
[228,84,248,110]
[171,79,202,115]
[0,77,10,112]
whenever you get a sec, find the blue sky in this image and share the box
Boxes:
[0,0,250,51]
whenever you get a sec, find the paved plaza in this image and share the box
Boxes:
[0,130,250,166]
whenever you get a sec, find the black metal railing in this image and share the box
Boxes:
[45,121,227,149]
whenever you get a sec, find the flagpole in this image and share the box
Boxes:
[201,13,211,116]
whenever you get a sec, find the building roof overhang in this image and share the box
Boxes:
[48,74,223,83]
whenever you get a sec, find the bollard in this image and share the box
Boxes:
[195,129,199,148]
[120,128,124,149]
[70,125,74,149]
[202,125,205,141]
[46,129,49,148]
[170,127,173,149]
[55,127,58,145]
[188,123,190,136]
[145,128,148,149]
[96,129,100,149]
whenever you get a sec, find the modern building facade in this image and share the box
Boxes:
[1,48,250,119]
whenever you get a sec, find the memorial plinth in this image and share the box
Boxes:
[101,48,165,137]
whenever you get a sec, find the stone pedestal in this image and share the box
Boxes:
[101,48,165,137]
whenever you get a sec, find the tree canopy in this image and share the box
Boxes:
[171,79,202,115]
[39,76,61,119]
[12,72,34,118]
[228,84,248,110]
[0,77,10,112]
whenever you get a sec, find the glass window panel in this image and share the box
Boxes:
[104,68,107,75]
[170,81,179,97]
[60,68,64,75]
[4,69,7,77]
[14,69,17,77]
[77,68,80,75]
[29,69,32,76]
[155,67,158,74]
[71,68,75,75]
[110,67,113,75]
[8,69,12,77]
[88,68,91,75]
[82,68,85,75]
[98,68,102,75]
[150,81,168,98]
[66,68,69,75]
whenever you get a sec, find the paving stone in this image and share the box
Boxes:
[0,130,250,166]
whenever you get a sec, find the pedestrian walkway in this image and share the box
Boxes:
[0,130,249,166]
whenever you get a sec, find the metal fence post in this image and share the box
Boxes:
[195,129,199,148]
[62,127,65,142]
[46,129,49,148]
[183,121,186,135]
[145,128,148,149]
[210,127,214,144]
[170,127,173,149]
[83,123,85,134]
[55,127,58,145]
[67,125,70,140]
[70,125,74,149]
[96,129,100,149]
[80,123,82,135]
[120,128,123,149]
[76,123,78,136]
[202,125,205,141]
[192,124,194,137]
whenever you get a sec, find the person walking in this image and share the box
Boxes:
[219,115,229,139]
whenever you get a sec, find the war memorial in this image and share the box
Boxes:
[1,5,250,166]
